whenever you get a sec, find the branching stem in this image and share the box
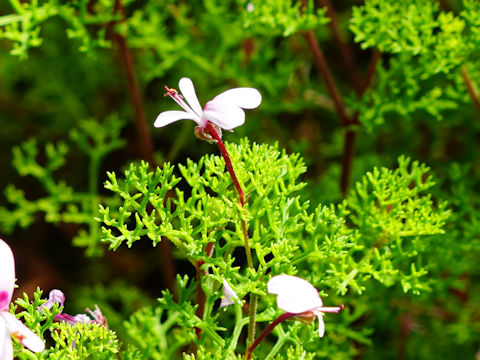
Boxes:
[319,0,362,94]
[204,122,257,348]
[245,313,296,360]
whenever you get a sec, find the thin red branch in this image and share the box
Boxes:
[339,50,381,195]
[204,123,246,206]
[304,31,351,127]
[360,49,382,97]
[109,0,177,296]
[245,313,297,360]
[340,129,357,196]
[461,66,480,116]
[111,0,155,165]
[319,0,362,94]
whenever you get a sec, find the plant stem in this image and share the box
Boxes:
[461,65,480,115]
[88,152,101,251]
[111,0,155,165]
[110,0,177,296]
[203,122,257,348]
[304,30,352,127]
[319,0,362,94]
[194,241,215,338]
[302,1,381,196]
[340,128,357,196]
[246,293,258,350]
[205,123,245,206]
[245,312,296,360]
[359,49,382,97]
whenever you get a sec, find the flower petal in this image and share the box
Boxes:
[202,102,245,130]
[267,275,323,314]
[0,239,15,311]
[1,312,45,353]
[220,279,239,308]
[210,88,262,109]
[179,78,203,117]
[0,316,13,360]
[41,289,65,312]
[74,314,92,323]
[154,110,200,128]
[316,313,325,337]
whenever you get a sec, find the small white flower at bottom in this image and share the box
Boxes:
[220,279,241,308]
[267,274,343,337]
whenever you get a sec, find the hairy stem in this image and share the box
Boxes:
[246,293,258,352]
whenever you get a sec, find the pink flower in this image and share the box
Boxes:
[39,290,108,328]
[154,77,261,139]
[267,275,343,337]
[0,239,45,358]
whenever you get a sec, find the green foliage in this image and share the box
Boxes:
[98,140,449,358]
[11,288,119,360]
[349,0,480,130]
[0,0,115,58]
[48,322,119,360]
[0,116,125,255]
[241,0,329,37]
[1,0,478,359]
[339,156,449,294]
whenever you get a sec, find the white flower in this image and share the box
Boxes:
[0,239,45,358]
[154,78,262,132]
[267,275,343,337]
[220,279,240,308]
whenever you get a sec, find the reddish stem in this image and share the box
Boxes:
[461,66,480,116]
[204,123,245,206]
[359,49,382,97]
[340,129,357,196]
[319,0,363,94]
[245,313,297,360]
[112,0,155,165]
[110,0,177,296]
[304,31,351,127]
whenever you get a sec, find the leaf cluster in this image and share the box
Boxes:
[0,116,125,256]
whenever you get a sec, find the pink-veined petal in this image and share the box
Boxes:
[0,316,13,360]
[1,312,45,353]
[267,275,323,314]
[220,279,239,308]
[210,88,262,109]
[202,102,245,130]
[154,110,200,128]
[179,78,203,117]
[316,313,325,337]
[0,240,15,311]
